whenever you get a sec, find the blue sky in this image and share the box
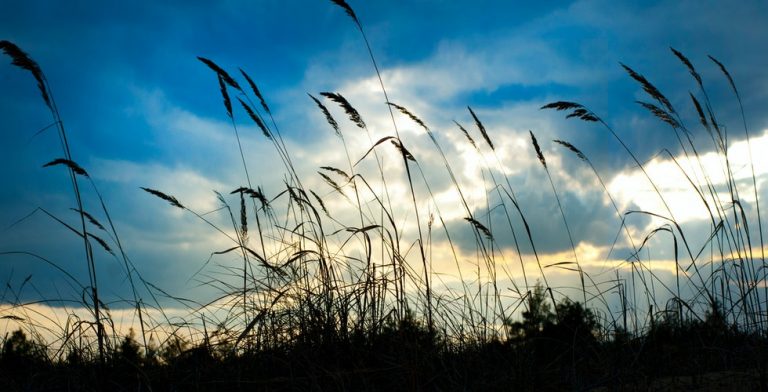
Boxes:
[2,0,768,325]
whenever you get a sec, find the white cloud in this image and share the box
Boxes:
[608,130,768,224]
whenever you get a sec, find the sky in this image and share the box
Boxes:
[2,0,768,333]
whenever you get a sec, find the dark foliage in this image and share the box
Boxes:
[2,298,764,391]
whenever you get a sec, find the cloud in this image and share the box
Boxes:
[2,0,768,335]
[608,130,768,224]
[439,150,651,258]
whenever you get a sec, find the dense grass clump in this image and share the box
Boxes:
[2,1,768,390]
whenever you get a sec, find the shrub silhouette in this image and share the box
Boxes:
[116,328,142,366]
[507,282,555,340]
[1,329,47,389]
[2,329,45,365]
[550,298,599,346]
[506,282,599,346]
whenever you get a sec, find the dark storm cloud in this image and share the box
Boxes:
[442,166,652,257]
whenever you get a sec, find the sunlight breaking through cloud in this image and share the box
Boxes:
[608,130,768,225]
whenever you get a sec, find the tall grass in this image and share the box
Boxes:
[1,1,767,389]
